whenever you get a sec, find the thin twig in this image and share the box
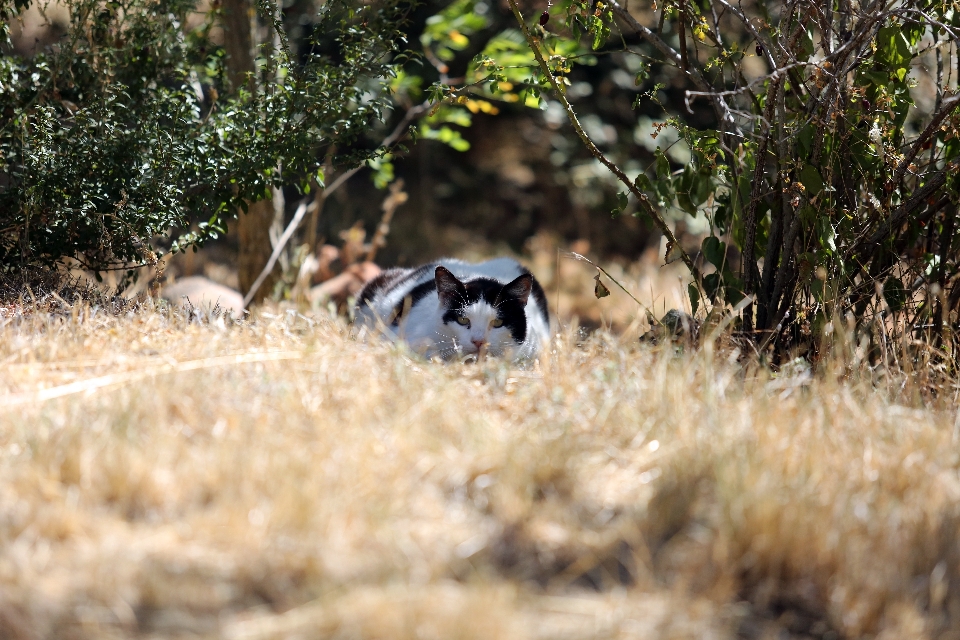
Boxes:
[563,251,661,323]
[243,200,311,309]
[305,149,334,250]
[741,74,782,334]
[677,0,688,72]
[508,0,702,288]
[892,93,960,189]
[241,100,432,308]
[608,0,738,132]
[846,167,954,261]
[365,179,408,263]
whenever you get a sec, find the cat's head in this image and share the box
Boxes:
[433,266,532,360]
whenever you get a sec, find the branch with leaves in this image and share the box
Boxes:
[496,0,960,359]
[507,0,703,289]
[241,100,432,308]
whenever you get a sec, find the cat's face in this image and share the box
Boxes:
[432,266,532,360]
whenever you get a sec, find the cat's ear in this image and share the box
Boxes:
[435,266,467,308]
[500,273,532,306]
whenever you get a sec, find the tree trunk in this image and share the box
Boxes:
[220,0,281,303]
[220,0,255,92]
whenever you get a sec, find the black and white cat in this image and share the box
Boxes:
[354,258,550,361]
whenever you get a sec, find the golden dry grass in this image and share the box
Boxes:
[1,298,959,640]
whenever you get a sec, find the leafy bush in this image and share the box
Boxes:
[438,0,959,357]
[0,0,406,278]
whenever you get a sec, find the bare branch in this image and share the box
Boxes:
[846,167,955,262]
[242,100,431,309]
[740,75,782,333]
[607,0,739,133]
[892,93,960,189]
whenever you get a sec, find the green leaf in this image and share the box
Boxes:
[862,70,889,87]
[702,236,726,269]
[633,172,653,193]
[703,272,722,302]
[882,276,907,312]
[798,165,823,196]
[688,282,699,316]
[797,124,814,159]
[816,215,836,252]
[811,277,826,302]
[875,26,912,75]
[799,28,815,60]
[367,155,395,189]
[424,105,472,127]
[723,271,744,305]
[420,125,471,151]
[692,169,712,206]
[902,23,925,47]
[422,0,491,61]
[675,165,698,215]
[676,192,697,216]
[655,176,673,200]
[713,204,729,234]
[654,149,670,179]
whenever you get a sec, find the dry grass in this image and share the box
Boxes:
[1,296,959,640]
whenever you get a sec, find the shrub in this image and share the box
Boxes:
[444,0,960,358]
[0,0,406,280]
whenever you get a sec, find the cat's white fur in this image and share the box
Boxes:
[356,258,550,361]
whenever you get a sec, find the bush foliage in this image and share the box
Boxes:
[555,0,959,355]
[421,0,960,356]
[0,0,405,277]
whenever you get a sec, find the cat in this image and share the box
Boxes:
[354,258,550,362]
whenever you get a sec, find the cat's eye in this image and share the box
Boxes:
[492,318,504,328]
[456,316,470,326]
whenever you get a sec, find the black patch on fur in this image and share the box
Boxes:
[356,264,434,318]
[438,276,529,343]
[527,271,550,326]
[434,266,468,308]
[390,279,438,326]
[356,268,401,309]
[511,265,549,327]
[498,273,532,307]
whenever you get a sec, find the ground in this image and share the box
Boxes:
[1,295,958,639]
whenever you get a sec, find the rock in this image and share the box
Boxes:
[162,276,245,316]
[640,309,699,346]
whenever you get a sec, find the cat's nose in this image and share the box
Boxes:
[472,339,486,351]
